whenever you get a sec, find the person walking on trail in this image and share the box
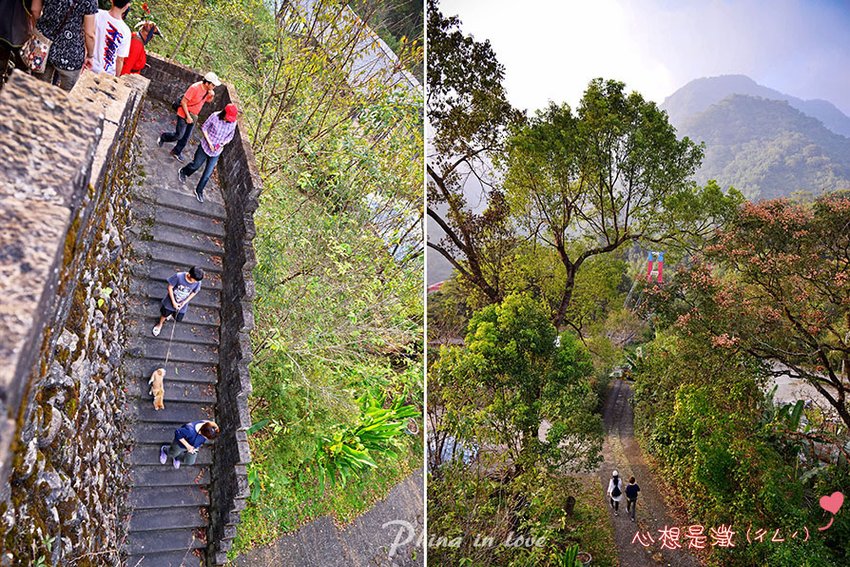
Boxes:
[90,0,132,76]
[625,476,641,522]
[160,420,219,469]
[152,266,204,336]
[607,470,624,516]
[33,0,98,91]
[178,103,238,203]
[0,0,42,85]
[157,71,220,162]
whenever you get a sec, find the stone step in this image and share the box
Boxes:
[134,422,217,445]
[130,443,213,467]
[153,224,224,256]
[129,486,210,509]
[131,465,212,491]
[156,186,226,220]
[129,376,216,405]
[128,300,221,328]
[144,240,223,275]
[127,316,220,346]
[156,206,225,238]
[126,526,207,555]
[148,261,223,291]
[124,359,218,385]
[129,506,209,531]
[135,400,215,424]
[138,340,220,365]
[125,549,203,567]
[139,279,221,310]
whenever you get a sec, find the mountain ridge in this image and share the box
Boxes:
[661,76,850,200]
[662,74,850,139]
[676,93,850,200]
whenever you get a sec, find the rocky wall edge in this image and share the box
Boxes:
[0,70,149,564]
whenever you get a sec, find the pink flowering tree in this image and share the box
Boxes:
[650,194,850,428]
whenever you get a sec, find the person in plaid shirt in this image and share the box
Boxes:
[178,103,238,203]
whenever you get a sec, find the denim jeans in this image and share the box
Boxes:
[160,115,194,156]
[168,440,198,465]
[180,144,219,196]
[627,498,637,520]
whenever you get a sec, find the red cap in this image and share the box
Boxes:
[224,104,238,122]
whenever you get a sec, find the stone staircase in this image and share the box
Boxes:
[122,99,230,567]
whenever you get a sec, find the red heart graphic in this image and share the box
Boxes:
[820,492,844,515]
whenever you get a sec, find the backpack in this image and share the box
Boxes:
[612,480,621,498]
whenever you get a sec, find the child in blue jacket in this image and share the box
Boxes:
[160,420,219,468]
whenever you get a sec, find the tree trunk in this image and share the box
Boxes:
[554,266,577,328]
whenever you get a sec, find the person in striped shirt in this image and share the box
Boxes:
[177,103,238,203]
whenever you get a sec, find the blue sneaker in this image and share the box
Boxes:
[159,445,168,465]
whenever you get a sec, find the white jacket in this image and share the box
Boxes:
[607,477,624,502]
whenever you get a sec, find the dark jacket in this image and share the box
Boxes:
[625,483,640,500]
[174,421,209,449]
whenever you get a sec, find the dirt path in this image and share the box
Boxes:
[597,379,701,567]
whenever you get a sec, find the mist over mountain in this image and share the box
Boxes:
[662,76,850,200]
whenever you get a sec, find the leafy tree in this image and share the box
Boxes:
[434,294,602,475]
[503,246,629,341]
[631,331,844,566]
[652,194,850,429]
[426,0,521,303]
[501,83,743,326]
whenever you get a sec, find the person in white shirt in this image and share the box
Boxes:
[88,0,131,75]
[607,469,625,516]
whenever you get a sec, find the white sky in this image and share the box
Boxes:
[440,0,850,115]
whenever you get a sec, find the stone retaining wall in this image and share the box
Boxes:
[0,70,149,564]
[142,53,257,565]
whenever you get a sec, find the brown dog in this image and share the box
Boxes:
[149,368,166,410]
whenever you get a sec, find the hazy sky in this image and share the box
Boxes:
[440,0,850,115]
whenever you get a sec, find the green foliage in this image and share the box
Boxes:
[316,392,418,487]
[632,330,846,565]
[428,467,615,567]
[426,0,522,304]
[500,86,745,326]
[553,544,580,567]
[435,294,602,473]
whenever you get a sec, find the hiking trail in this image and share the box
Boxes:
[597,378,702,567]
[122,99,228,567]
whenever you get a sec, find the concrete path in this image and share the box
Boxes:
[234,469,425,567]
[598,379,701,567]
[123,99,228,567]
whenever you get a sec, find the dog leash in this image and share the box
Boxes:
[163,317,177,368]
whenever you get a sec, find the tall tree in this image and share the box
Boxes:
[502,80,741,326]
[433,294,602,475]
[652,194,850,429]
[426,0,521,303]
